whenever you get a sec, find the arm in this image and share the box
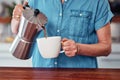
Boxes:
[77,23,111,57]
[62,23,111,57]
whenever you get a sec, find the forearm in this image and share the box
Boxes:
[76,23,112,57]
[76,42,111,57]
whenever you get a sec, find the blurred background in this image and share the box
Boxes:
[0,0,24,43]
[0,0,120,68]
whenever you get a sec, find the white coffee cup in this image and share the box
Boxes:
[37,36,61,58]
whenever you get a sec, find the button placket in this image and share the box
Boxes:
[59,13,62,16]
[57,29,60,33]
[64,0,67,2]
[54,58,58,67]
[54,62,57,65]
[57,11,62,35]
[56,0,64,36]
[80,13,83,16]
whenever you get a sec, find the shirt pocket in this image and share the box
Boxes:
[69,10,92,38]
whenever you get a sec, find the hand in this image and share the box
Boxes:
[11,4,24,34]
[12,4,24,21]
[61,38,78,57]
[11,2,28,34]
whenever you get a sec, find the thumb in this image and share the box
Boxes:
[61,38,69,43]
[23,1,28,6]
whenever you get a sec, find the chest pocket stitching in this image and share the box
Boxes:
[68,10,92,38]
[70,10,92,19]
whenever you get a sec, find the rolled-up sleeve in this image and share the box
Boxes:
[95,0,114,31]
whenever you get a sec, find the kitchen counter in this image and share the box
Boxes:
[0,67,120,80]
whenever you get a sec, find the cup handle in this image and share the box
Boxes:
[60,50,64,53]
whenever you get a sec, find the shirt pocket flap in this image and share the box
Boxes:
[70,10,92,19]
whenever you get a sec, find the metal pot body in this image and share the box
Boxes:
[18,15,38,42]
[10,7,47,60]
[12,40,32,60]
[10,36,32,60]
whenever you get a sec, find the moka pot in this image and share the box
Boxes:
[10,6,47,60]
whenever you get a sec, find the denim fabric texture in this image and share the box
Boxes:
[28,0,113,68]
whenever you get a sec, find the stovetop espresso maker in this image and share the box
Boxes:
[10,5,47,60]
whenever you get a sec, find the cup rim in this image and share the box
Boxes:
[37,36,61,40]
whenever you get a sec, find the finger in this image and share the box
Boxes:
[65,51,71,55]
[63,47,71,51]
[16,5,24,12]
[63,40,75,47]
[62,40,72,46]
[62,42,70,46]
[23,1,28,6]
[12,5,24,20]
[63,46,77,53]
[13,5,23,15]
[65,51,74,57]
[62,38,69,42]
[16,4,23,9]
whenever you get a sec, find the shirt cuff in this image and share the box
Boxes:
[95,11,114,31]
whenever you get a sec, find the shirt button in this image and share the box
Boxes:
[64,0,67,2]
[80,13,82,16]
[59,13,62,16]
[54,62,57,65]
[57,30,60,32]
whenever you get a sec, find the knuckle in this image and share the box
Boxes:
[74,49,77,52]
[65,51,70,54]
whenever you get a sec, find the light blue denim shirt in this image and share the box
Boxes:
[28,0,113,68]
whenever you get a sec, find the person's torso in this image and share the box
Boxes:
[29,0,100,68]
